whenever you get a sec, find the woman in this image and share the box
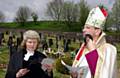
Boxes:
[5,30,53,78]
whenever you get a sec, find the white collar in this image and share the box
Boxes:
[24,50,34,61]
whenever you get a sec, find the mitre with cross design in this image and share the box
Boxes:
[85,6,108,29]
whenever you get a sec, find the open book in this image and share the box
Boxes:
[61,60,88,78]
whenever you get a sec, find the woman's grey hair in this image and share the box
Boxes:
[20,30,40,49]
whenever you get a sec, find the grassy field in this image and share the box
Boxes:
[0,35,78,78]
[0,42,120,78]
[0,21,81,32]
[0,69,6,78]
[0,22,120,77]
[0,46,9,78]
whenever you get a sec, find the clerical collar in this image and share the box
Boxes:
[24,50,34,61]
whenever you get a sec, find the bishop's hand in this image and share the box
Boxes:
[84,34,95,51]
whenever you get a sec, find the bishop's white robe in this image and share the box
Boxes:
[72,32,117,78]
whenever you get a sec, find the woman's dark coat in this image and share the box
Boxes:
[5,49,53,78]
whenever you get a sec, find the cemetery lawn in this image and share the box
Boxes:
[0,69,5,78]
[0,46,9,78]
[0,45,71,78]
[0,43,120,78]
[0,29,120,78]
[0,22,77,32]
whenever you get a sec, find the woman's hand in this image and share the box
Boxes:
[45,64,53,72]
[42,64,53,77]
[16,68,30,78]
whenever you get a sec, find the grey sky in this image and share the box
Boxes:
[0,0,115,22]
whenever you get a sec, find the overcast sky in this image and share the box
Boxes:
[0,0,115,22]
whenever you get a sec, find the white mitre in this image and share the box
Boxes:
[85,6,108,29]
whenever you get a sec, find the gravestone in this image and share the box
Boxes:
[48,39,53,47]
[63,39,69,52]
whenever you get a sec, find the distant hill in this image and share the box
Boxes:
[0,21,81,32]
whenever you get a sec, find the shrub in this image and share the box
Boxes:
[55,53,73,74]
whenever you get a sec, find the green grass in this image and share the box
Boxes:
[0,47,9,64]
[0,47,9,78]
[0,21,81,32]
[0,43,119,78]
[0,31,119,78]
[0,22,17,28]
[0,69,6,78]
[116,43,120,68]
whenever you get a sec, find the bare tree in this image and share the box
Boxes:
[72,4,80,22]
[31,12,38,24]
[46,0,64,21]
[14,6,31,26]
[0,11,5,22]
[61,1,79,28]
[79,0,89,29]
[46,0,89,30]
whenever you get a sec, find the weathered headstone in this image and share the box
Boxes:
[48,39,53,47]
